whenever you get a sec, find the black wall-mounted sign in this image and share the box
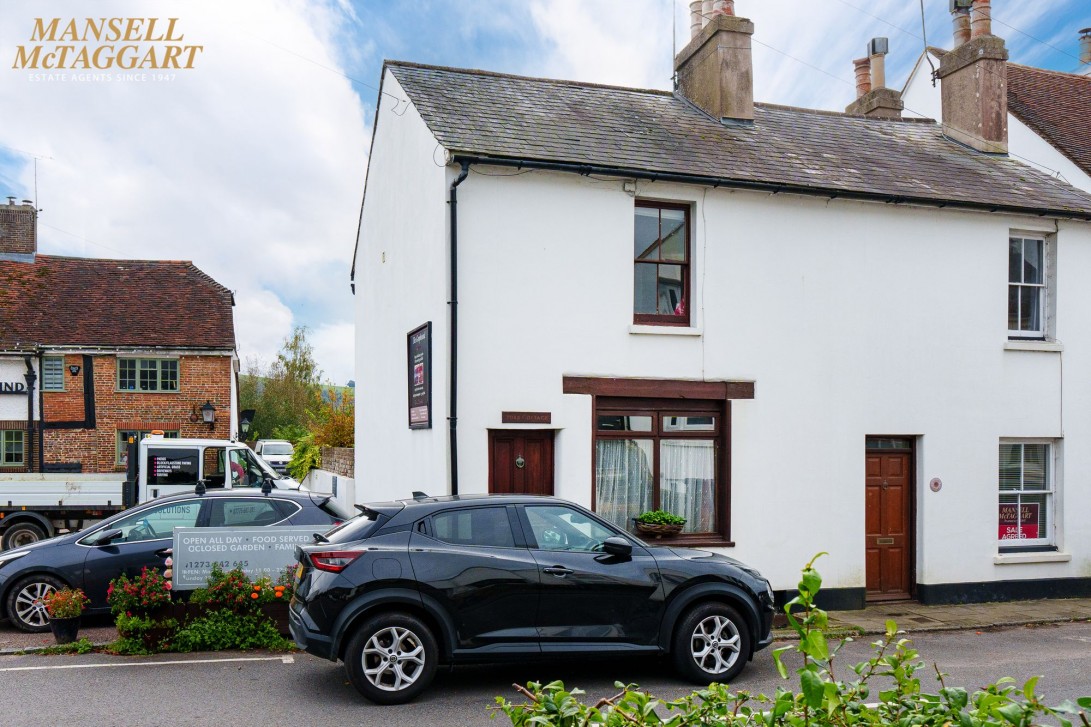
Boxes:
[0,381,27,395]
[407,322,432,429]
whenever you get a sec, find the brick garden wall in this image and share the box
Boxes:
[321,447,355,479]
[42,353,233,472]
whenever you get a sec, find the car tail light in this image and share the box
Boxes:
[310,550,362,573]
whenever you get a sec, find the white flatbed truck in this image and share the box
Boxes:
[0,433,300,550]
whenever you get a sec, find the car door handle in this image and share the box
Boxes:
[155,548,173,558]
[543,566,573,577]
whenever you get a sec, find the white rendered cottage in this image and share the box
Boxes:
[352,1,1091,607]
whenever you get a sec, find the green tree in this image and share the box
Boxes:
[240,326,323,442]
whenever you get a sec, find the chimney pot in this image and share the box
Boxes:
[21,200,32,206]
[951,7,971,47]
[868,37,888,89]
[713,0,734,16]
[689,1,702,39]
[701,0,712,27]
[1080,27,1091,66]
[6,196,14,205]
[970,0,992,38]
[853,58,872,98]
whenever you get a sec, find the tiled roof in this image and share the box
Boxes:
[387,61,1091,218]
[1007,63,1091,178]
[0,255,235,350]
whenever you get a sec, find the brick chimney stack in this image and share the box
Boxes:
[1080,27,1091,67]
[676,0,753,123]
[936,0,1008,154]
[845,38,904,118]
[0,198,37,262]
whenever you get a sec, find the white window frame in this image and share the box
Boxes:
[41,356,65,392]
[117,357,180,392]
[1007,233,1055,340]
[998,438,1058,549]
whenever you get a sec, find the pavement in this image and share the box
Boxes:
[776,596,1091,638]
[2,597,1090,654]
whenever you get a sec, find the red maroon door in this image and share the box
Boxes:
[865,451,913,600]
[489,430,554,495]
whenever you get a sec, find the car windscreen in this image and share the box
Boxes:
[322,507,385,543]
[262,443,293,455]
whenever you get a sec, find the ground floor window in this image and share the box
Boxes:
[594,398,724,539]
[1,430,25,467]
[999,440,1056,548]
[117,429,179,466]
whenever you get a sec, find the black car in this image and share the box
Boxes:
[0,489,352,632]
[290,494,775,704]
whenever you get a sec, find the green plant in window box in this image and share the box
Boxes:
[634,510,686,537]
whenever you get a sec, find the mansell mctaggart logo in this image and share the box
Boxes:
[12,18,203,76]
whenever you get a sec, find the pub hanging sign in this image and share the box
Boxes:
[407,322,432,429]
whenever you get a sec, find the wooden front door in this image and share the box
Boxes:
[865,450,913,600]
[489,430,555,495]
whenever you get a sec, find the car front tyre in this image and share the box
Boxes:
[6,574,67,633]
[344,612,438,705]
[672,602,752,685]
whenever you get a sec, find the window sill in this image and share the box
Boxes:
[629,325,702,337]
[1004,340,1062,352]
[993,551,1070,565]
[637,538,734,548]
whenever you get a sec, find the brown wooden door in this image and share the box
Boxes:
[865,451,912,600]
[489,430,554,495]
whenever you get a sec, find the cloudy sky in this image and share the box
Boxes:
[1,0,1086,385]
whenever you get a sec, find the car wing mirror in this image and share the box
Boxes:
[602,536,632,557]
[91,528,123,546]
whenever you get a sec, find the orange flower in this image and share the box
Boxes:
[251,592,259,599]
[274,591,282,598]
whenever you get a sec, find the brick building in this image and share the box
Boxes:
[0,199,237,474]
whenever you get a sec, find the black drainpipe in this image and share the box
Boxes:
[23,356,36,473]
[448,160,470,496]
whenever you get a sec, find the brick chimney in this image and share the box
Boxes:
[1080,27,1091,68]
[675,0,753,123]
[936,0,1008,153]
[0,198,37,262]
[844,38,904,118]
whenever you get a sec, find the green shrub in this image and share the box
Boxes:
[494,554,1091,726]
[287,434,320,481]
[634,510,686,526]
[171,608,292,652]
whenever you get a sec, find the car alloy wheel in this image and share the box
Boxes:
[7,574,65,633]
[363,625,426,691]
[344,612,439,705]
[672,602,752,684]
[690,613,741,675]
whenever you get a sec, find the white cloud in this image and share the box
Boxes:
[0,0,368,372]
[309,320,355,386]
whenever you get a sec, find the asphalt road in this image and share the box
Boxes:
[1,622,1088,726]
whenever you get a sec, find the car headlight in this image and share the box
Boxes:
[0,550,29,569]
[764,579,775,605]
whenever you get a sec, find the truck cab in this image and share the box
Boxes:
[135,433,301,502]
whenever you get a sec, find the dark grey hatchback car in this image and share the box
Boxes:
[290,494,775,704]
[0,489,352,632]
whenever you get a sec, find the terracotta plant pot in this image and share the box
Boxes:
[48,616,80,645]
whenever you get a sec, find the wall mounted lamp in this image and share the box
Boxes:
[200,401,216,430]
[68,364,81,376]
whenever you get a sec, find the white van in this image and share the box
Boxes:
[254,439,294,475]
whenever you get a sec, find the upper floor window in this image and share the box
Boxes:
[118,358,179,392]
[1,430,26,467]
[41,356,65,391]
[634,201,690,326]
[1008,235,1048,339]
